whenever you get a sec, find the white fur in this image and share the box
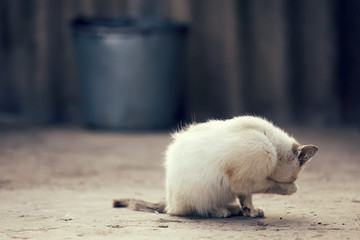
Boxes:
[164,116,317,218]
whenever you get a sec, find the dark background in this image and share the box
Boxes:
[1,0,360,127]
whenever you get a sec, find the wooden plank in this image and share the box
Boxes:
[185,0,242,121]
[46,0,65,122]
[23,0,52,122]
[94,0,127,16]
[127,0,161,18]
[299,0,338,125]
[165,0,191,22]
[244,0,289,124]
[0,0,19,113]
[286,0,303,124]
[338,0,360,126]
[7,0,37,120]
[76,0,95,16]
[221,0,243,116]
[109,0,127,16]
[61,0,82,123]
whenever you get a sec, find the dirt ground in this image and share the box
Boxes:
[0,124,359,239]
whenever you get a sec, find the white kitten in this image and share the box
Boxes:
[114,116,318,218]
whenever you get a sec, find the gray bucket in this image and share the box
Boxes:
[71,16,188,130]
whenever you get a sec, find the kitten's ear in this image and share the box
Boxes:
[297,145,318,166]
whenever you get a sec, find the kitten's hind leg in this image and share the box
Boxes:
[238,194,264,218]
[209,207,231,218]
[226,204,243,216]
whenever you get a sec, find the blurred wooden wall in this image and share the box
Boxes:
[0,0,359,126]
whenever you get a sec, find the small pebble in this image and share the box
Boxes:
[280,217,282,220]
[342,223,345,225]
[61,213,74,221]
[318,222,321,225]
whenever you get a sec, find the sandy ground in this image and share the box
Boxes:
[0,125,359,239]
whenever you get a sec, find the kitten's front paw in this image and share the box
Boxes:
[243,207,265,218]
[276,182,297,195]
[285,183,297,195]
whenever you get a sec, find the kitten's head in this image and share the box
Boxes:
[269,143,318,183]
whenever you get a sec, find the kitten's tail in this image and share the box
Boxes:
[113,198,166,214]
